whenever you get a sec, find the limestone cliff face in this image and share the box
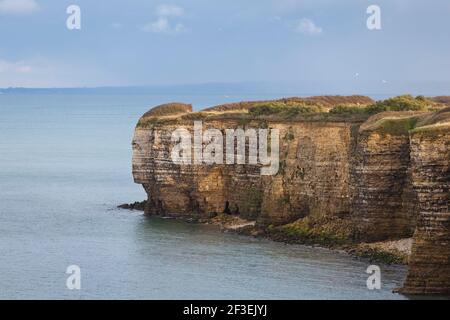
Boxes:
[350,114,421,242]
[401,110,450,295]
[259,121,355,226]
[133,119,263,219]
[132,98,450,295]
[133,119,356,224]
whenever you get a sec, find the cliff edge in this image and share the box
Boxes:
[132,95,450,295]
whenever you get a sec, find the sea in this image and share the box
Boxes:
[0,89,410,299]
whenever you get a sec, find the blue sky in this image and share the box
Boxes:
[0,0,449,94]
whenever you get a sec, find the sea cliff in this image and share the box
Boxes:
[132,95,450,295]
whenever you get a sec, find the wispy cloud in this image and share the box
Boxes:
[0,0,39,14]
[0,59,33,74]
[111,23,123,30]
[156,4,184,17]
[141,4,187,34]
[0,57,122,88]
[141,18,186,34]
[294,18,322,35]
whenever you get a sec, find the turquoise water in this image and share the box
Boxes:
[0,93,408,299]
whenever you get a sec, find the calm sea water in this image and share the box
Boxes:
[0,92,408,299]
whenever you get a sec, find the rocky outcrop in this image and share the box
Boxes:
[133,119,355,223]
[132,98,450,295]
[118,201,147,211]
[350,113,421,242]
[401,109,450,295]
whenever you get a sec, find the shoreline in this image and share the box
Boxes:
[118,201,410,266]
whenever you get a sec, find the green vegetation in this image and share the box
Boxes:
[329,104,372,115]
[204,95,374,112]
[376,117,419,135]
[410,122,450,136]
[330,95,440,116]
[366,95,434,114]
[137,95,447,129]
[248,95,440,119]
[243,95,425,119]
[266,216,353,247]
[248,101,325,117]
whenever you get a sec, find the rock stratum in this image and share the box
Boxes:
[132,95,450,295]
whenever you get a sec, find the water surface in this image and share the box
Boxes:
[0,92,408,299]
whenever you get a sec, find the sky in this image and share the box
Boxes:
[0,0,449,94]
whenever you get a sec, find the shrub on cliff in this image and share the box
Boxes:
[227,96,430,119]
[205,96,374,113]
[366,95,433,114]
[248,101,325,118]
[329,104,371,115]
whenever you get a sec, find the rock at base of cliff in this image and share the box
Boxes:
[118,200,147,211]
[351,238,413,265]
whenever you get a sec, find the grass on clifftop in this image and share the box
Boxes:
[248,95,440,119]
[410,107,450,136]
[142,103,192,117]
[248,101,325,117]
[360,103,450,136]
[330,95,440,116]
[137,95,447,127]
[329,104,373,115]
[366,95,438,114]
[205,95,374,113]
[410,122,450,136]
[377,117,419,135]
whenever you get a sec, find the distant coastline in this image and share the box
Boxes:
[1,83,448,100]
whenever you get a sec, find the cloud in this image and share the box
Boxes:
[141,4,187,34]
[111,23,123,30]
[0,59,33,74]
[141,18,186,34]
[294,18,322,35]
[156,4,184,17]
[0,0,39,14]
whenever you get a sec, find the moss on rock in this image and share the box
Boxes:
[265,216,354,247]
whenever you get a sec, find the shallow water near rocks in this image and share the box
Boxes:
[0,92,409,299]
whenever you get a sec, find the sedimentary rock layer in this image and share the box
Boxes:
[401,110,450,295]
[132,98,450,295]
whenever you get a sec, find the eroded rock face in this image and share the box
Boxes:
[401,125,450,294]
[132,100,450,295]
[350,117,419,242]
[133,119,356,224]
[259,122,355,226]
[133,120,263,219]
